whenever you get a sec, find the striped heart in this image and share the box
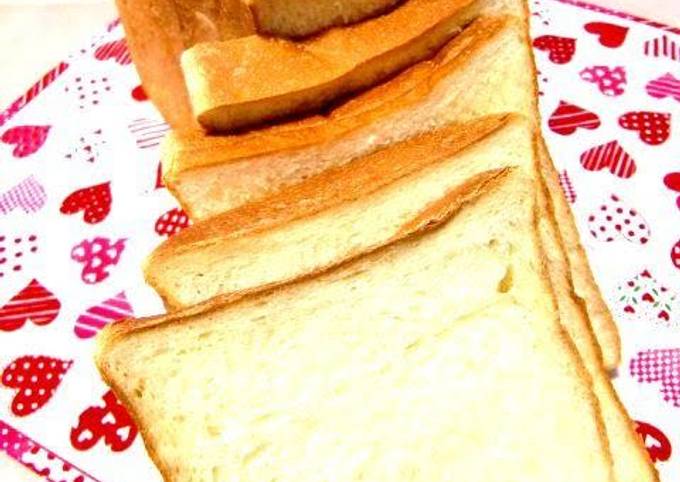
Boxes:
[644,35,680,62]
[580,140,636,178]
[548,101,600,135]
[0,279,60,332]
[646,73,680,102]
[74,292,133,339]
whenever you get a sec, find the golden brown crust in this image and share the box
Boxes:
[505,0,621,369]
[181,0,488,131]
[152,114,511,269]
[117,0,253,129]
[102,166,513,347]
[163,15,508,173]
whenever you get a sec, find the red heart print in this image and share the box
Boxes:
[2,356,72,416]
[155,207,190,237]
[584,22,628,48]
[71,390,138,452]
[580,66,626,96]
[671,239,680,270]
[60,182,112,224]
[580,140,636,178]
[616,270,678,325]
[631,349,680,407]
[548,101,600,135]
[94,39,132,65]
[587,194,649,244]
[155,162,165,189]
[646,73,680,102]
[71,237,126,284]
[0,279,60,332]
[663,172,680,209]
[532,35,576,64]
[619,111,671,146]
[1,126,50,158]
[635,421,672,463]
[131,84,148,101]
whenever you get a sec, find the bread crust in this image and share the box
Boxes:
[116,0,253,128]
[181,0,488,131]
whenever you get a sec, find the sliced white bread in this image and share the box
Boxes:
[153,114,658,482]
[164,15,511,217]
[115,0,254,128]
[149,115,528,308]
[245,0,401,37]
[165,11,621,371]
[181,0,487,131]
[98,170,613,482]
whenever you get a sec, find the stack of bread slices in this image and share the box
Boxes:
[98,0,659,481]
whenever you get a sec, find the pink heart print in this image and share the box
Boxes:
[1,355,73,416]
[580,66,626,96]
[74,291,133,339]
[587,194,649,244]
[646,73,680,103]
[0,420,102,482]
[548,101,600,135]
[558,170,576,204]
[630,349,680,408]
[580,140,636,178]
[616,269,676,324]
[0,176,46,215]
[0,125,50,158]
[532,35,576,64]
[71,237,126,284]
[128,117,170,149]
[619,111,671,146]
[584,22,628,48]
[94,38,132,65]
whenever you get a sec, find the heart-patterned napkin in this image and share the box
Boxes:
[0,1,679,480]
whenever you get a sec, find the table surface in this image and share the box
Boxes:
[1,0,680,479]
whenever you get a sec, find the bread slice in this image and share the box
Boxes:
[116,0,254,128]
[245,0,401,37]
[181,0,487,131]
[149,114,529,308]
[97,170,613,482]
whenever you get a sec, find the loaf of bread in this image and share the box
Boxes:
[181,0,487,131]
[166,9,621,371]
[98,170,613,482]
[245,0,401,37]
